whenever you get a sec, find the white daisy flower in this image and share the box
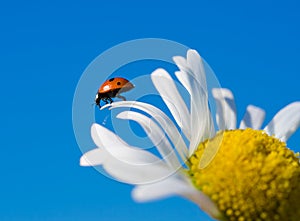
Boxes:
[80,50,300,221]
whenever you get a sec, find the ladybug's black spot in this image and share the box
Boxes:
[109,78,115,82]
[117,81,121,86]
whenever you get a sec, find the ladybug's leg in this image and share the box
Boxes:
[102,98,108,104]
[108,97,113,104]
[116,95,126,101]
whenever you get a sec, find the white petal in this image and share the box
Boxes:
[106,101,189,162]
[175,69,207,154]
[80,148,106,166]
[102,156,173,184]
[264,102,300,142]
[92,123,162,164]
[117,111,181,170]
[175,71,192,95]
[151,68,191,139]
[174,50,214,155]
[212,88,237,130]
[173,56,188,73]
[99,103,111,110]
[189,82,213,155]
[187,50,207,92]
[82,124,175,184]
[174,50,207,94]
[239,105,266,129]
[132,176,221,219]
[81,148,173,184]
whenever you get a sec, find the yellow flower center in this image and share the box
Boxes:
[187,128,300,221]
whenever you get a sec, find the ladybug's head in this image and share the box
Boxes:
[95,93,101,108]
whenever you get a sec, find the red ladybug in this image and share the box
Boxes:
[95,77,134,108]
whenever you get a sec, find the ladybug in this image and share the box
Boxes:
[95,77,134,108]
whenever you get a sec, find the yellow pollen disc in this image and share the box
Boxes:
[187,128,300,221]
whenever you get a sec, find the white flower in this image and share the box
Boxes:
[80,50,300,220]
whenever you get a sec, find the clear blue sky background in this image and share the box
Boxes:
[1,0,300,221]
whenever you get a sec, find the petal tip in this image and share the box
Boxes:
[187,49,201,58]
[151,68,169,79]
[212,88,233,97]
[80,155,90,166]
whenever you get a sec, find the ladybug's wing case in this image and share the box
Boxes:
[98,77,134,94]
[116,83,134,94]
[98,80,113,93]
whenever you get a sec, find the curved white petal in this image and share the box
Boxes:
[81,124,176,184]
[151,68,191,139]
[187,50,207,92]
[175,71,192,95]
[106,101,189,162]
[117,111,181,170]
[132,176,221,219]
[212,88,237,130]
[173,57,192,96]
[91,123,160,164]
[239,105,266,129]
[99,103,111,110]
[174,50,214,156]
[189,83,213,155]
[173,55,187,72]
[81,147,173,184]
[102,156,173,184]
[174,50,207,91]
[264,102,300,142]
[80,148,106,166]
[175,70,212,155]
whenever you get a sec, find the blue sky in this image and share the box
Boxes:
[1,0,299,221]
